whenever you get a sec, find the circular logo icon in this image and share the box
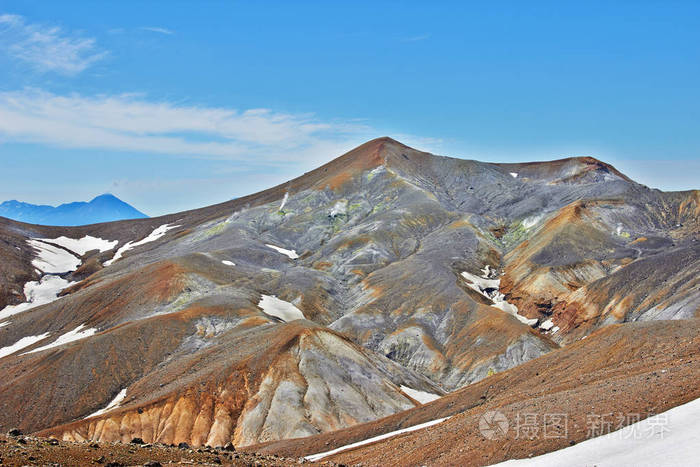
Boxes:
[479,410,509,440]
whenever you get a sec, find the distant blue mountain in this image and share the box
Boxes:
[0,194,148,226]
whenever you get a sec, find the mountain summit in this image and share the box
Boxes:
[0,193,148,226]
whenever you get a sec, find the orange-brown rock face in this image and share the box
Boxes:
[43,324,442,447]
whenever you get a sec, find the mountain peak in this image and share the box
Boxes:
[91,193,120,202]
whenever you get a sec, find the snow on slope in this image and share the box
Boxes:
[105,224,179,266]
[0,333,50,359]
[258,295,305,322]
[222,260,235,266]
[461,269,538,326]
[305,416,452,461]
[24,324,96,354]
[86,388,128,418]
[279,192,289,211]
[37,235,117,256]
[0,276,74,321]
[495,397,700,467]
[28,239,81,273]
[400,385,441,404]
[265,243,299,259]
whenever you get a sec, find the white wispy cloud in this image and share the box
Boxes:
[139,26,174,35]
[0,14,106,75]
[0,88,379,164]
[401,33,431,42]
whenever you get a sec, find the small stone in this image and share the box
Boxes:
[177,442,189,449]
[48,438,59,445]
[223,442,236,452]
[95,456,106,464]
[131,437,145,444]
[7,428,22,436]
[569,440,576,446]
[143,462,162,467]
[17,437,27,444]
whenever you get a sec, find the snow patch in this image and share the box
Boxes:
[105,224,179,266]
[461,269,538,326]
[510,172,518,178]
[522,214,543,230]
[0,333,50,359]
[400,385,441,404]
[24,324,96,354]
[28,239,81,273]
[37,235,117,256]
[306,416,452,461]
[0,275,74,321]
[368,165,386,177]
[279,192,289,211]
[86,388,127,418]
[265,243,299,259]
[494,396,700,467]
[329,200,348,217]
[221,260,235,266]
[539,319,554,331]
[258,295,305,322]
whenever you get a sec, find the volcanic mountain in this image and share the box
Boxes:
[0,138,697,463]
[0,194,148,226]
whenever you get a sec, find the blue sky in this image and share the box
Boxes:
[1,1,698,216]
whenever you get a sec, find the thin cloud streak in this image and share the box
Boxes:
[0,13,106,74]
[139,26,174,35]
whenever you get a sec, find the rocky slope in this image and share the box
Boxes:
[0,137,696,452]
[252,318,700,466]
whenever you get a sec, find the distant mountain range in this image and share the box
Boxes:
[0,194,148,226]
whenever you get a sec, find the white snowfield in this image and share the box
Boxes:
[221,260,235,266]
[460,269,538,326]
[0,275,74,321]
[86,388,128,418]
[305,416,452,461]
[400,385,442,404]
[0,333,50,359]
[24,323,96,354]
[265,243,299,259]
[258,295,305,322]
[28,239,81,273]
[104,224,179,266]
[494,397,700,467]
[510,172,518,178]
[37,235,117,256]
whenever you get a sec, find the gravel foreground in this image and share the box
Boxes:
[0,433,332,467]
